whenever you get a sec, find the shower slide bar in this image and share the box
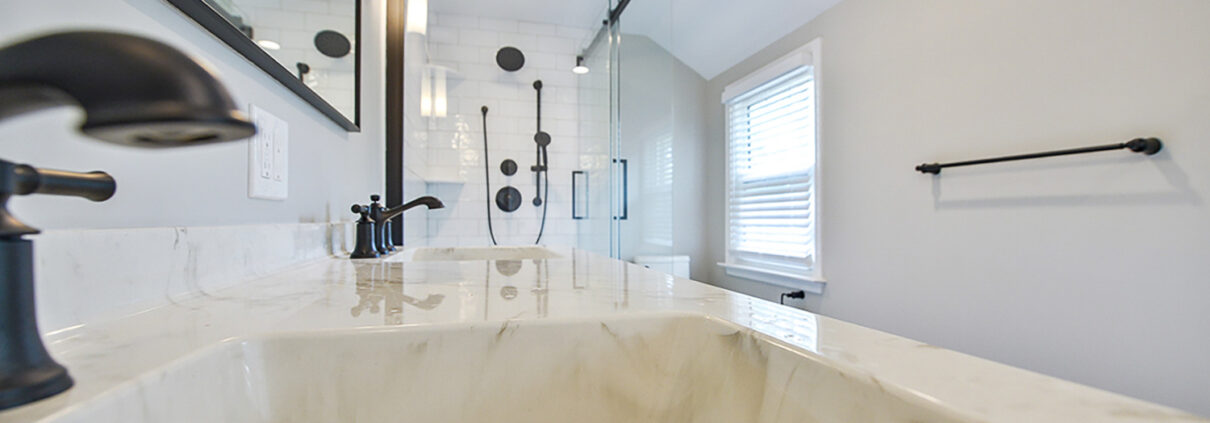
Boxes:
[915,137,1162,175]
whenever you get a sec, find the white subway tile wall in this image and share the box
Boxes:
[235,0,358,118]
[403,13,597,248]
[403,16,429,247]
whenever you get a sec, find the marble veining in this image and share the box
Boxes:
[32,222,354,332]
[0,247,1203,422]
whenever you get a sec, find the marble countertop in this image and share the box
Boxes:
[1,247,1203,422]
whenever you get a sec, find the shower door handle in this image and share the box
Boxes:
[572,170,586,220]
[613,158,628,220]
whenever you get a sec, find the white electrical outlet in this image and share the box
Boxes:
[248,104,288,200]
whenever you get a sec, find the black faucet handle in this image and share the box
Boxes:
[0,160,116,202]
[351,204,372,221]
[370,194,380,202]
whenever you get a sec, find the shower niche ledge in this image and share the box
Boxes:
[417,167,466,184]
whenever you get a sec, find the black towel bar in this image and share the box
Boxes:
[916,137,1162,174]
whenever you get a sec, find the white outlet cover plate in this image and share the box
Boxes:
[248,104,289,200]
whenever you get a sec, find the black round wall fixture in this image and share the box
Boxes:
[496,46,525,71]
[314,30,351,58]
[496,186,522,212]
[500,159,518,176]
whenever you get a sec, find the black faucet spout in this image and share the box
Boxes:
[0,31,255,147]
[381,196,445,222]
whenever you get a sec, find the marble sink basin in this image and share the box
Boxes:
[388,246,562,262]
[51,312,967,423]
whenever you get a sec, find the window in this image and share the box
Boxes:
[721,39,822,290]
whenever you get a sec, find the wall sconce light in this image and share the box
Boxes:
[572,55,589,74]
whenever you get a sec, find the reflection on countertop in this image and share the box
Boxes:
[350,262,445,325]
[0,247,1202,422]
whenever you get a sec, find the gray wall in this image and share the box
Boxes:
[1,0,385,231]
[702,0,1210,415]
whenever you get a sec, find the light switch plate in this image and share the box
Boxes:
[248,104,288,200]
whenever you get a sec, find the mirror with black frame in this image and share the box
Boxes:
[166,0,361,131]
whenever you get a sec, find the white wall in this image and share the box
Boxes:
[1,0,384,231]
[408,13,592,247]
[401,2,430,246]
[706,0,1205,415]
[702,0,1210,415]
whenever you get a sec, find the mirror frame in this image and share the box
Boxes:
[165,0,361,131]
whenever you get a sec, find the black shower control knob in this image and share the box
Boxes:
[501,159,518,176]
[496,186,522,212]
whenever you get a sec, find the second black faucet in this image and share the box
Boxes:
[350,194,444,259]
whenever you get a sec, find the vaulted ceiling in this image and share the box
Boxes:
[429,0,843,80]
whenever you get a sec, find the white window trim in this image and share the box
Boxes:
[719,38,825,291]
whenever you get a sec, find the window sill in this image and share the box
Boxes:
[717,262,826,295]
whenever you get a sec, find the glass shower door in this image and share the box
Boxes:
[574,15,616,257]
[613,0,677,264]
[577,0,679,268]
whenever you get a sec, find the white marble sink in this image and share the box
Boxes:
[46,313,967,423]
[6,251,1202,423]
[388,246,562,262]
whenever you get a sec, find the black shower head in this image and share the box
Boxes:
[496,46,525,71]
[314,30,351,58]
[0,31,256,147]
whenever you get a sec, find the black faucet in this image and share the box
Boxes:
[368,194,394,253]
[350,203,380,259]
[350,195,443,259]
[0,31,255,410]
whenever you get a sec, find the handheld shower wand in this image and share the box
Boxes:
[481,106,499,245]
[531,80,550,207]
[531,80,550,244]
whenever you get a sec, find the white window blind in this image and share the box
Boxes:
[725,66,817,278]
[642,134,674,247]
